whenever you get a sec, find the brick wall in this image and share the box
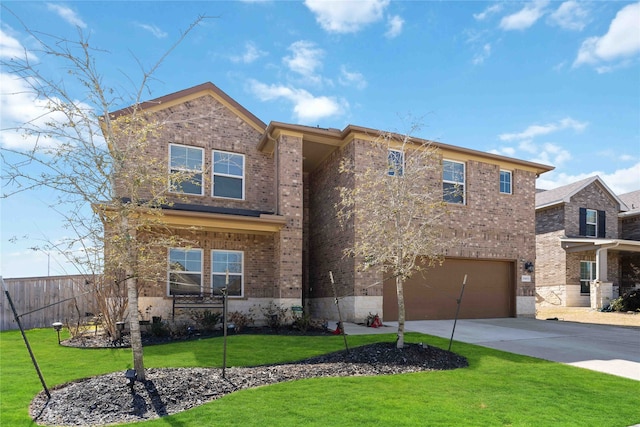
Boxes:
[565,184,619,238]
[115,94,275,213]
[620,215,640,240]
[308,142,356,300]
[274,134,303,299]
[309,138,539,319]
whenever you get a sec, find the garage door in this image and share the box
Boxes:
[383,258,515,320]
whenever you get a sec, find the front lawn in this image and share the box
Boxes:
[1,328,638,426]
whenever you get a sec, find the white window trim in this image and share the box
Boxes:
[586,209,597,238]
[168,143,204,196]
[211,250,244,298]
[580,260,596,295]
[167,248,203,297]
[500,170,512,195]
[443,159,465,205]
[212,150,245,200]
[388,148,404,177]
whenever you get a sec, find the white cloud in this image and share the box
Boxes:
[549,0,589,31]
[472,43,492,65]
[339,66,367,90]
[532,142,572,166]
[46,3,87,28]
[134,23,168,39]
[230,41,267,64]
[499,117,588,142]
[283,40,324,84]
[537,162,640,194]
[0,73,97,150]
[385,15,404,38]
[573,2,640,69]
[0,28,37,61]
[304,0,389,34]
[248,80,347,123]
[500,0,549,31]
[474,4,503,21]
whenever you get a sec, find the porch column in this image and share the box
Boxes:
[595,247,608,282]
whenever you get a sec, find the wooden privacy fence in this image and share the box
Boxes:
[1,275,97,331]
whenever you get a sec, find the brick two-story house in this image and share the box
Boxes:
[535,176,640,309]
[108,82,553,324]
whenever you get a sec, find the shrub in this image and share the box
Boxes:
[150,320,170,337]
[610,289,640,312]
[228,311,254,332]
[292,311,312,332]
[191,310,222,332]
[254,302,289,330]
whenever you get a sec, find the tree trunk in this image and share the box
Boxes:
[126,273,145,381]
[396,275,405,349]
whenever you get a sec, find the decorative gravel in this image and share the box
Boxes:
[30,342,468,426]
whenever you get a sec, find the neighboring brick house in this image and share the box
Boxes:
[108,82,553,324]
[535,176,640,309]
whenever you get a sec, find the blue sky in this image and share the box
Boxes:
[1,0,639,278]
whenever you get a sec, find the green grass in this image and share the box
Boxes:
[1,329,639,427]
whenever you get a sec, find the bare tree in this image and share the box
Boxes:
[336,127,454,348]
[1,11,208,380]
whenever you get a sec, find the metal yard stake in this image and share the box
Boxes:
[448,274,467,352]
[1,276,51,399]
[222,270,229,379]
[328,271,349,353]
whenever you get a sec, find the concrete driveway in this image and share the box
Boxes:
[383,318,640,381]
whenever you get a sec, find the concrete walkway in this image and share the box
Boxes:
[338,318,640,381]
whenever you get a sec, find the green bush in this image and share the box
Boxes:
[191,310,222,332]
[610,289,640,312]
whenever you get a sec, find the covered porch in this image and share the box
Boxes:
[560,238,640,309]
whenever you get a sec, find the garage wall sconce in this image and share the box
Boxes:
[524,261,534,273]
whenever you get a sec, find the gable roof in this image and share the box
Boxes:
[619,190,640,217]
[535,175,628,211]
[109,82,267,133]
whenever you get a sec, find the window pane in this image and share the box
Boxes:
[586,209,597,223]
[212,275,242,296]
[443,182,464,204]
[170,145,186,168]
[172,172,202,195]
[388,150,404,176]
[214,175,242,198]
[171,146,202,171]
[500,171,511,194]
[214,152,243,176]
[169,272,202,295]
[443,161,464,183]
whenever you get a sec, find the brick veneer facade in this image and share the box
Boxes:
[535,179,637,308]
[108,82,552,323]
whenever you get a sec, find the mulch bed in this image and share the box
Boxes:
[31,330,468,426]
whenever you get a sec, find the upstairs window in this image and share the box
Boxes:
[169,144,204,195]
[500,170,512,194]
[213,150,244,199]
[443,160,465,204]
[212,250,243,297]
[168,248,202,296]
[387,149,404,176]
[579,208,605,238]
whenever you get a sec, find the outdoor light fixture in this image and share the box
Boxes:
[52,322,63,345]
[524,261,534,273]
[125,369,136,393]
[116,321,125,334]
